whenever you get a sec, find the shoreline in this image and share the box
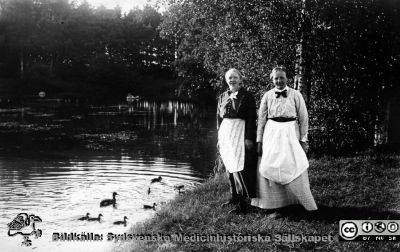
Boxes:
[113,153,400,251]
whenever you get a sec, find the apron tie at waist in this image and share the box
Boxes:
[269,117,296,122]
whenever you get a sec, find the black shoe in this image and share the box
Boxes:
[228,206,247,215]
[221,198,239,207]
[247,205,260,213]
[239,202,248,214]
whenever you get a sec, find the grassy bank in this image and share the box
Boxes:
[114,154,400,252]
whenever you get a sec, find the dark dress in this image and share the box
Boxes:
[217,87,257,199]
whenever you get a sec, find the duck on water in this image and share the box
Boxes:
[150,176,162,184]
[87,214,103,222]
[100,192,118,207]
[113,216,128,226]
[78,213,90,221]
[144,203,157,210]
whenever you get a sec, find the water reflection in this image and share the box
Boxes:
[0,99,217,252]
[115,100,197,130]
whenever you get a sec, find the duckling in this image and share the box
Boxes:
[150,176,162,184]
[87,214,103,222]
[78,213,90,221]
[174,185,184,193]
[143,203,157,210]
[113,216,128,226]
[100,192,118,207]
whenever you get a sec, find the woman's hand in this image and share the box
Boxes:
[300,141,309,153]
[257,142,262,156]
[245,139,254,150]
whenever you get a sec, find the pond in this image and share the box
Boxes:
[0,99,217,252]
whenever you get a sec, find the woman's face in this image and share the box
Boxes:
[225,71,241,92]
[272,71,287,90]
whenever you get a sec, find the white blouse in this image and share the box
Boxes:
[257,87,308,142]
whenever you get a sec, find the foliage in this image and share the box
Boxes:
[0,0,175,97]
[159,0,400,153]
[159,0,301,97]
[306,0,400,153]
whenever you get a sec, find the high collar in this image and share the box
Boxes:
[274,86,288,92]
[228,87,242,95]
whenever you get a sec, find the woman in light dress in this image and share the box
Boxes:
[251,66,317,211]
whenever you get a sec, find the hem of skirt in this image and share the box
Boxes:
[259,167,309,185]
[251,198,317,211]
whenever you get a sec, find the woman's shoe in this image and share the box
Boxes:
[228,205,247,215]
[221,198,239,207]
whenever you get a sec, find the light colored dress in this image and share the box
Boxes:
[251,86,317,211]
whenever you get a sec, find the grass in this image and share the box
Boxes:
[113,154,400,252]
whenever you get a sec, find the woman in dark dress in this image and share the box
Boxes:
[217,68,257,214]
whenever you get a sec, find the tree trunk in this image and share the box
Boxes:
[294,0,311,106]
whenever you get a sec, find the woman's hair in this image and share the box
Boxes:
[225,68,244,80]
[270,66,287,79]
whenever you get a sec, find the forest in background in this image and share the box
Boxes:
[0,0,176,100]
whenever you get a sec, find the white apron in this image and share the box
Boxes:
[218,119,245,173]
[259,120,308,184]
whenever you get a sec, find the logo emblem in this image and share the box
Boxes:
[341,222,358,240]
[7,213,42,246]
[374,222,386,233]
[362,222,373,233]
[387,222,399,233]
